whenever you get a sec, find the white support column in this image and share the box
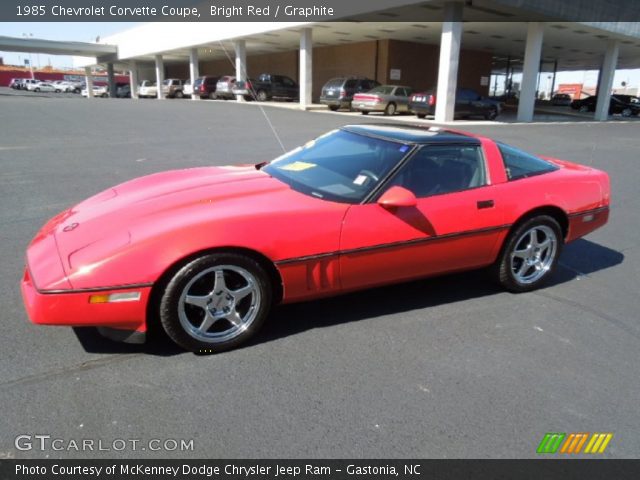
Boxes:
[594,40,619,121]
[235,39,247,102]
[129,61,138,99]
[434,2,463,123]
[189,48,200,100]
[517,22,544,122]
[106,62,115,98]
[299,28,313,108]
[155,54,165,100]
[84,66,94,99]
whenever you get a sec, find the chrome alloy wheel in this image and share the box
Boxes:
[178,265,260,343]
[510,225,557,285]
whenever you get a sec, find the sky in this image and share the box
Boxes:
[1,22,639,90]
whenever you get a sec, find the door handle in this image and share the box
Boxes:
[477,200,494,209]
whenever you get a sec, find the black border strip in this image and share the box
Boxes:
[39,282,154,295]
[567,206,610,218]
[275,223,512,266]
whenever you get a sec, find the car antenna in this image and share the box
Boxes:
[217,40,287,155]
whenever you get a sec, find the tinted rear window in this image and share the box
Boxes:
[370,86,394,95]
[497,143,559,181]
[325,78,344,88]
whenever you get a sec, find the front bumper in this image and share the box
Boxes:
[21,267,150,334]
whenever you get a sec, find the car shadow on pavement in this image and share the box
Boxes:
[72,327,185,356]
[72,238,622,355]
[250,238,624,348]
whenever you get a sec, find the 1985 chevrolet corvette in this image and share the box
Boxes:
[22,125,610,352]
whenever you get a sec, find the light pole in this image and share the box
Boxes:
[22,33,34,78]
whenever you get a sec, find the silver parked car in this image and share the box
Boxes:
[352,85,413,115]
[215,75,236,99]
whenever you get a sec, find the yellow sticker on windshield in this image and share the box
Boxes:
[280,161,316,172]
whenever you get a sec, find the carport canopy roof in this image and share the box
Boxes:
[0,35,116,57]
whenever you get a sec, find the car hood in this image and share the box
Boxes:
[43,165,291,279]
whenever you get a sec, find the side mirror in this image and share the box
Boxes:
[377,186,418,208]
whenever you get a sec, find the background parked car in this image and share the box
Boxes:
[9,78,24,89]
[162,78,185,98]
[571,94,640,116]
[193,76,220,99]
[116,84,131,98]
[23,79,39,90]
[353,85,413,115]
[249,74,298,101]
[215,76,236,99]
[551,93,572,106]
[409,88,499,120]
[28,82,56,93]
[183,79,193,97]
[81,85,109,97]
[231,78,255,100]
[320,77,380,111]
[138,80,157,98]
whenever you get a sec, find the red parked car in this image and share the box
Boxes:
[21,125,610,352]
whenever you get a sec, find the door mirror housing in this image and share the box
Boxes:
[377,186,418,208]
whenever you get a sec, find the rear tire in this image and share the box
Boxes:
[209,91,217,100]
[361,111,369,115]
[175,90,184,99]
[384,103,397,116]
[256,90,268,102]
[329,105,339,111]
[485,107,498,120]
[621,108,632,117]
[159,252,272,353]
[491,215,563,293]
[416,113,426,119]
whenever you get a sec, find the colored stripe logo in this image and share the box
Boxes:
[537,433,613,454]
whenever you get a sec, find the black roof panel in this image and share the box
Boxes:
[341,124,479,145]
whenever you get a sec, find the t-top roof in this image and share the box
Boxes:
[341,124,480,145]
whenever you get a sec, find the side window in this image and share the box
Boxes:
[282,77,295,87]
[388,145,486,198]
[497,143,559,181]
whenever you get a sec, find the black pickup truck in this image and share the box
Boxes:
[233,74,299,102]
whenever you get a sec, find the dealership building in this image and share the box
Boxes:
[2,0,640,122]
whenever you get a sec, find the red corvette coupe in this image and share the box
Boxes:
[22,125,610,352]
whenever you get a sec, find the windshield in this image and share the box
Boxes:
[263,129,411,204]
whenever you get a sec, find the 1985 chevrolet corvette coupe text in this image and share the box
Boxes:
[22,125,610,352]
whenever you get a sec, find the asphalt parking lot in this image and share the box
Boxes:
[1,93,638,459]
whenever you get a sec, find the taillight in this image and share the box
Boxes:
[429,95,436,106]
[373,96,382,103]
[340,88,346,97]
[246,81,252,90]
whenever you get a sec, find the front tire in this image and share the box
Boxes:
[175,90,184,99]
[492,215,563,293]
[329,105,339,111]
[159,253,272,352]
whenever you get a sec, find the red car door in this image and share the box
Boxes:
[339,143,507,291]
